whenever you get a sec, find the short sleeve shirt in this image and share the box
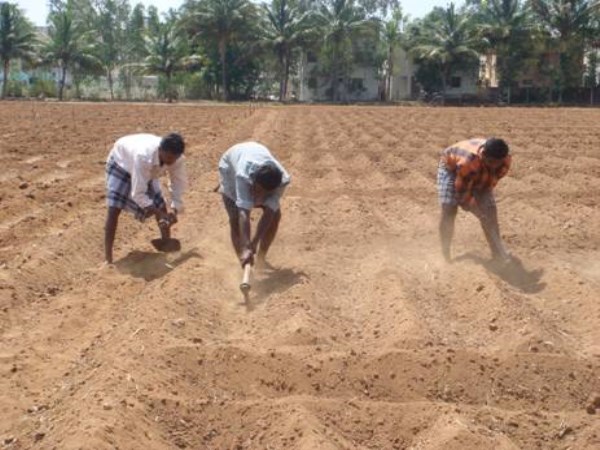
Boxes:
[218,142,291,211]
[441,138,511,202]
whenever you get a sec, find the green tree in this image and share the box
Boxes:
[183,0,257,101]
[381,7,406,101]
[92,0,130,100]
[0,2,37,99]
[474,0,533,102]
[126,3,147,63]
[530,0,600,102]
[42,0,100,100]
[584,49,598,103]
[146,4,161,35]
[120,2,146,98]
[409,3,481,102]
[262,0,315,101]
[315,0,370,101]
[142,14,200,102]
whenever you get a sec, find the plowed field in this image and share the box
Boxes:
[1,103,600,449]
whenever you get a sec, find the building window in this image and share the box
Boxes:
[308,77,317,89]
[307,51,317,63]
[450,76,461,88]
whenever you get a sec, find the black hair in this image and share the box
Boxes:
[160,133,185,156]
[483,138,509,159]
[254,163,283,191]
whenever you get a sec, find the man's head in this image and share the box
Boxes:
[252,163,283,199]
[159,133,185,166]
[482,138,509,169]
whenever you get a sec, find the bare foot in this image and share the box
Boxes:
[491,252,513,268]
[255,257,276,272]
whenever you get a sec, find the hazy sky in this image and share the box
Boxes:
[16,0,458,26]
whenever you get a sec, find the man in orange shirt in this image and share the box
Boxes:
[437,138,512,263]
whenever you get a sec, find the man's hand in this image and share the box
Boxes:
[167,210,178,226]
[144,206,158,219]
[240,248,254,268]
[458,194,476,210]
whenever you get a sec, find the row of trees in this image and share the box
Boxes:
[1,0,599,102]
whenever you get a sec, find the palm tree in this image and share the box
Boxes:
[410,3,481,102]
[92,0,130,101]
[42,4,100,100]
[262,0,315,101]
[382,7,406,101]
[476,0,533,103]
[142,18,200,102]
[530,0,600,102]
[184,0,256,101]
[315,0,369,101]
[584,49,598,103]
[0,2,37,99]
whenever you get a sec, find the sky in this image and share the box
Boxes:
[15,0,458,26]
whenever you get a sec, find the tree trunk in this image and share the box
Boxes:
[558,85,563,104]
[283,51,290,101]
[331,45,338,102]
[440,66,448,106]
[125,67,132,100]
[387,45,393,102]
[107,68,114,101]
[219,37,228,102]
[501,51,510,105]
[59,65,67,101]
[2,59,10,99]
[74,73,82,99]
[278,50,285,102]
[166,72,173,103]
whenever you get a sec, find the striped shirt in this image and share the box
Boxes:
[441,138,511,204]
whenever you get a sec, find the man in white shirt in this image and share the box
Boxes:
[104,133,187,264]
[218,141,290,268]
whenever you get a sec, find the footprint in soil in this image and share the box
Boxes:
[244,267,308,309]
[456,253,546,294]
[116,248,202,281]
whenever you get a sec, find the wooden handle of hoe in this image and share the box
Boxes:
[240,264,252,293]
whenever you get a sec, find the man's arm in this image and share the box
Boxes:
[131,155,159,216]
[104,207,120,264]
[251,207,276,251]
[494,155,512,185]
[238,208,254,266]
[168,157,187,213]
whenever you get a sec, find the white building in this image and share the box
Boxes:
[297,50,381,102]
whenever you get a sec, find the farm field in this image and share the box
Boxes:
[1,102,600,449]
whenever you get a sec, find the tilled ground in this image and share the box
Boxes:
[1,102,599,449]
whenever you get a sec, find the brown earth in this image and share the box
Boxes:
[1,102,600,449]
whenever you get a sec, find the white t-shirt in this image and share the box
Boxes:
[108,134,187,211]
[218,141,290,211]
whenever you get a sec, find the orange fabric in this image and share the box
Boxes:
[441,138,511,204]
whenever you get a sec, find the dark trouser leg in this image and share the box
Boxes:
[440,205,457,262]
[257,209,281,262]
[105,207,122,264]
